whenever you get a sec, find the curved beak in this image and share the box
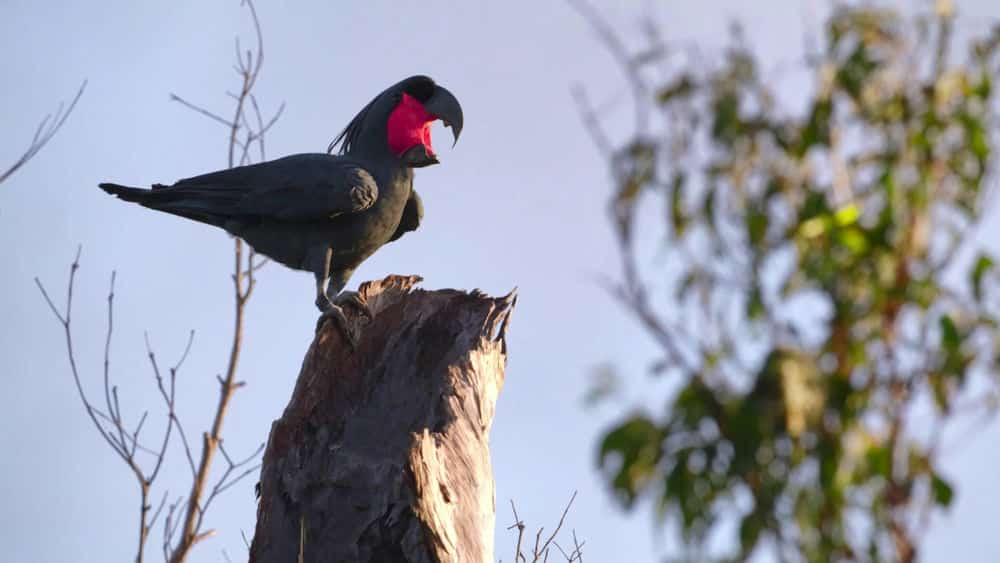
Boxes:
[424,85,463,147]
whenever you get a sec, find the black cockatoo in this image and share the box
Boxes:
[99,75,463,344]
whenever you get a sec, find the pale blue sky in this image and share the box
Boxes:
[2,1,999,562]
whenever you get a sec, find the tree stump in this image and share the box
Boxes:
[249,275,515,563]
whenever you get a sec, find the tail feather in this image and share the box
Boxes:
[98,182,232,228]
[99,182,151,203]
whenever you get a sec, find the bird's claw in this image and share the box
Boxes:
[314,291,374,349]
[315,303,358,349]
[334,290,373,320]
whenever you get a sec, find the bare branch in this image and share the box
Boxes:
[168,94,236,128]
[168,2,275,559]
[35,247,131,462]
[248,94,286,162]
[36,242,223,563]
[148,489,170,533]
[1,80,86,185]
[41,4,283,561]
[200,441,265,520]
[162,495,185,562]
[566,0,648,136]
[536,491,577,559]
[570,85,614,157]
[144,331,185,483]
[508,500,527,563]
[508,493,580,563]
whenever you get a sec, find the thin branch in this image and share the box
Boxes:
[144,332,179,483]
[508,500,527,563]
[249,94,286,161]
[35,247,130,463]
[1,80,86,185]
[567,0,649,136]
[172,411,198,479]
[508,493,580,563]
[570,85,614,157]
[106,272,131,461]
[168,2,273,559]
[36,242,223,563]
[547,493,578,549]
[41,3,282,561]
[168,94,235,128]
[163,495,185,562]
[199,442,265,521]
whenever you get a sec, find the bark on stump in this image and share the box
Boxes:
[249,275,515,563]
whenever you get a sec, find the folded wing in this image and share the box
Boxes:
[99,154,378,227]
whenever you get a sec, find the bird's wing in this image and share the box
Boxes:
[234,162,378,221]
[388,189,423,243]
[141,154,379,222]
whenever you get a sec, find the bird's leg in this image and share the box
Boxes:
[314,250,372,347]
[314,248,357,347]
[331,290,373,320]
[314,248,335,310]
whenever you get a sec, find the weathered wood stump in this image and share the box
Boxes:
[249,275,515,563]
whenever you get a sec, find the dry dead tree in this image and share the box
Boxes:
[249,275,516,563]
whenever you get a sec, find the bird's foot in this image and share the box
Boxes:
[314,292,373,348]
[315,302,357,348]
[333,290,373,320]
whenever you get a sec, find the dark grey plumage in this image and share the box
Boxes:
[99,75,462,342]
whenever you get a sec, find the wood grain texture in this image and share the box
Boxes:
[249,275,515,563]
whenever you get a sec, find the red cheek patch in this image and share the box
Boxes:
[387,93,437,157]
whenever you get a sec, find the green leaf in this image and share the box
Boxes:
[963,114,991,161]
[798,98,833,156]
[670,172,688,236]
[738,512,764,555]
[711,91,742,144]
[799,216,829,239]
[971,254,994,301]
[747,206,768,246]
[931,473,955,508]
[833,204,860,226]
[940,314,961,353]
[865,443,891,479]
[836,227,869,255]
[702,186,717,236]
[971,74,991,99]
[598,415,664,506]
[747,286,765,319]
[929,373,950,412]
[836,43,878,100]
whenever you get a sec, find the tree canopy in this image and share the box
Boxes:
[590,5,1000,561]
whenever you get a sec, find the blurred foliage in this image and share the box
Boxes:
[588,4,1000,562]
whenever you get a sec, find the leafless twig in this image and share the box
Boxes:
[1,80,86,185]
[35,248,193,563]
[566,0,649,137]
[506,492,582,563]
[39,3,280,563]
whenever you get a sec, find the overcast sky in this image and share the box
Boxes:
[3,1,1000,562]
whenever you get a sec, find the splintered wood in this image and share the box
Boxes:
[250,275,515,563]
